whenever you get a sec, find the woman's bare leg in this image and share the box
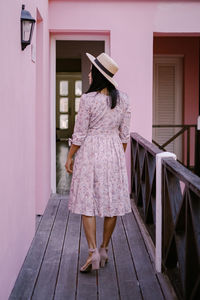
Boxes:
[82,215,97,249]
[101,216,117,248]
[81,215,97,268]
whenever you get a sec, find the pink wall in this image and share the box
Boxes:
[0,0,49,299]
[49,0,155,139]
[49,0,156,189]
[49,0,200,139]
[1,0,200,298]
[154,36,199,165]
[154,37,199,124]
[35,5,51,215]
[49,0,200,188]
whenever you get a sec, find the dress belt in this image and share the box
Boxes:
[86,129,119,136]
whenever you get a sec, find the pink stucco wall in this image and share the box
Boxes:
[154,36,199,124]
[49,0,200,189]
[49,0,200,139]
[0,0,50,299]
[35,5,51,215]
[154,36,199,166]
[1,0,200,298]
[49,1,154,140]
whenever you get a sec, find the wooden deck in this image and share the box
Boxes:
[9,194,177,300]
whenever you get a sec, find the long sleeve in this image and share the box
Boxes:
[119,93,131,143]
[72,93,90,146]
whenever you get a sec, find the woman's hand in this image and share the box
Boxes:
[65,157,74,174]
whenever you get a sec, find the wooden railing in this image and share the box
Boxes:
[161,157,200,300]
[130,132,200,300]
[130,133,162,243]
[152,124,196,170]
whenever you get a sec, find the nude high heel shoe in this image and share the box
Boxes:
[99,246,109,267]
[80,247,100,272]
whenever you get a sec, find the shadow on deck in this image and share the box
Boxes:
[9,194,177,300]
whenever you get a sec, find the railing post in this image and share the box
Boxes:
[195,116,200,176]
[155,152,177,273]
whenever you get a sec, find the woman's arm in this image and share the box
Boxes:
[65,144,80,174]
[119,93,131,146]
[67,144,80,159]
[65,94,90,174]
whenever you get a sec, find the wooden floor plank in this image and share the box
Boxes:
[31,199,69,300]
[96,217,120,300]
[54,211,81,300]
[76,217,98,300]
[122,212,165,300]
[9,197,61,300]
[9,195,176,300]
[35,215,43,233]
[111,216,142,300]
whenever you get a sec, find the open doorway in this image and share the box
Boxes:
[53,39,106,194]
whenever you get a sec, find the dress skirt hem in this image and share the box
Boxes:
[68,206,132,218]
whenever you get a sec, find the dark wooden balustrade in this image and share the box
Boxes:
[130,132,200,300]
[161,157,200,300]
[130,132,162,244]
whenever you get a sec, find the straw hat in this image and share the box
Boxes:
[86,52,119,88]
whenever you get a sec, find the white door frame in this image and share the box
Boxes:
[50,33,110,193]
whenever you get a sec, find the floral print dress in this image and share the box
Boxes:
[68,90,132,217]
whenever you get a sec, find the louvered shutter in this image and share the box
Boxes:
[153,64,176,153]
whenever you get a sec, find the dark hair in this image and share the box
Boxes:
[85,64,119,109]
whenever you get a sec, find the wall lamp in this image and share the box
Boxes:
[21,4,36,51]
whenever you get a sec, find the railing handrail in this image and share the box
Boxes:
[162,157,200,192]
[130,132,162,156]
[152,124,197,170]
[153,124,196,128]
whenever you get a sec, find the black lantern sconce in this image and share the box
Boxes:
[21,4,36,51]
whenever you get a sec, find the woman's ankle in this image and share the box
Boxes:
[100,243,108,248]
[88,243,97,249]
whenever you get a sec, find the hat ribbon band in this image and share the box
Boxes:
[94,58,114,77]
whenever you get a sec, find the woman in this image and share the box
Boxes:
[65,52,132,272]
